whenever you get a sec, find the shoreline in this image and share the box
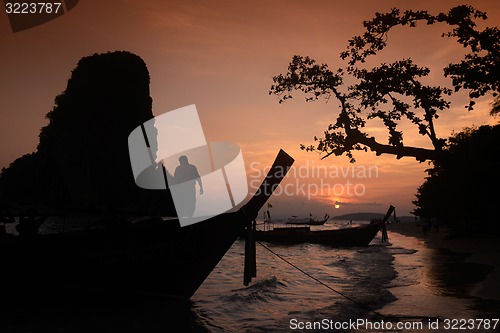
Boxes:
[386,222,500,301]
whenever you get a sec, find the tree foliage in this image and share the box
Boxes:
[270,5,499,162]
[412,124,500,226]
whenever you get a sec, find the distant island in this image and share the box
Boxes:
[332,212,416,223]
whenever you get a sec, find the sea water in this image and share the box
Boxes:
[191,222,500,332]
[1,221,499,332]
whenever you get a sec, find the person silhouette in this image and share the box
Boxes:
[174,155,203,218]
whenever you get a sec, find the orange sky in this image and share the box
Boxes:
[1,0,498,218]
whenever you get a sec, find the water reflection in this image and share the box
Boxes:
[382,232,500,325]
[426,248,494,298]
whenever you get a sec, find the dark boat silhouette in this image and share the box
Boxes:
[256,206,394,247]
[286,213,330,226]
[0,51,294,302]
[0,150,294,300]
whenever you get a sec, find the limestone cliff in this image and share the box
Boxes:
[1,51,175,215]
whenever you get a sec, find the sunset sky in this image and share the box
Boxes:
[1,0,498,218]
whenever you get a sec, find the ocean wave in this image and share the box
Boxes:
[388,247,419,255]
[221,276,288,304]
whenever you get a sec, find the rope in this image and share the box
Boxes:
[256,240,445,323]
[256,240,386,319]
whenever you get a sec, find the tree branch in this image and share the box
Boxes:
[358,135,440,161]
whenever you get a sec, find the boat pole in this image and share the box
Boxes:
[242,149,295,286]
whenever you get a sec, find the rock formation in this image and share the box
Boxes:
[1,51,175,216]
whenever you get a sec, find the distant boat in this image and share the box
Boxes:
[255,206,394,247]
[286,213,330,226]
[0,149,294,301]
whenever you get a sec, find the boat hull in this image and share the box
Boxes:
[0,149,296,302]
[255,222,384,247]
[0,212,247,301]
[286,218,328,226]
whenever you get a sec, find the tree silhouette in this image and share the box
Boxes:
[413,124,500,227]
[270,5,499,162]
